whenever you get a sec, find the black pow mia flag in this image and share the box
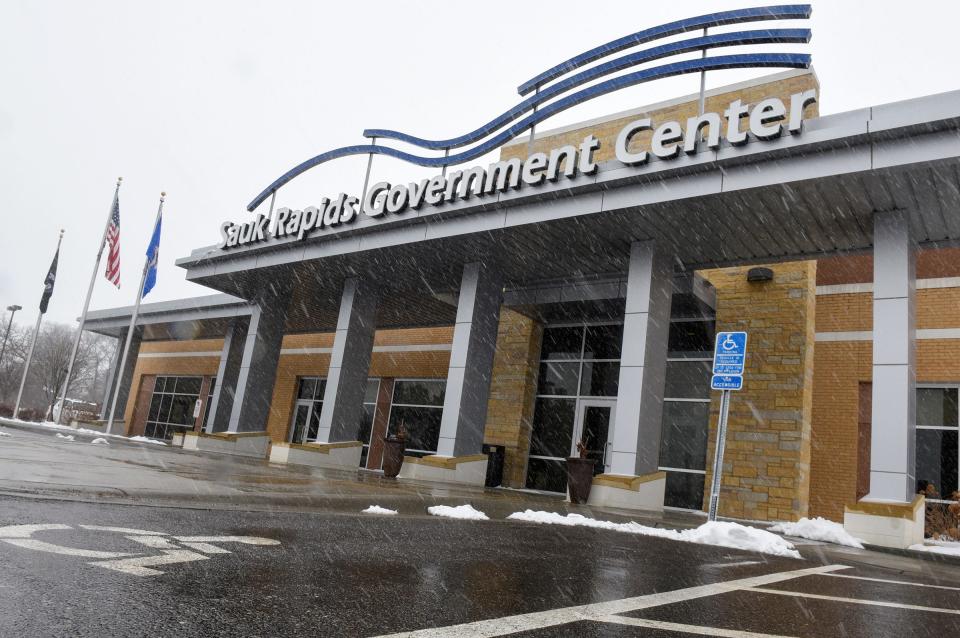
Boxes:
[39,245,59,314]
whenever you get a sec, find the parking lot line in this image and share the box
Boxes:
[748,587,960,615]
[595,615,796,637]
[374,564,848,638]
[823,572,960,592]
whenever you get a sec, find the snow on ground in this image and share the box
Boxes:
[0,418,166,445]
[0,431,10,437]
[910,542,960,557]
[90,438,109,445]
[427,504,489,521]
[55,433,75,441]
[127,435,168,446]
[768,517,864,548]
[362,505,399,515]
[507,510,801,559]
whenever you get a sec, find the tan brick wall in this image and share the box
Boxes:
[815,288,960,332]
[483,308,543,487]
[699,261,816,522]
[123,338,223,433]
[264,327,455,443]
[810,278,960,521]
[500,72,819,164]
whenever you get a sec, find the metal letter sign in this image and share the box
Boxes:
[707,331,748,522]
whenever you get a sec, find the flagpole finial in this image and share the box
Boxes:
[117,176,123,184]
[59,228,65,238]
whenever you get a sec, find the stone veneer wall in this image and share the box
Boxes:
[699,261,816,521]
[483,308,543,487]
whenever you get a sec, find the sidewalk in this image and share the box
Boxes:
[0,417,701,526]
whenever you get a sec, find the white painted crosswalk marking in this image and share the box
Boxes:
[823,572,960,592]
[748,587,960,615]
[596,615,797,637]
[372,564,848,638]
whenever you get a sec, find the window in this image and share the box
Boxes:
[290,377,379,464]
[658,356,713,510]
[290,377,327,444]
[387,380,446,457]
[358,379,380,468]
[527,323,622,492]
[145,376,203,441]
[201,378,216,429]
[916,386,959,501]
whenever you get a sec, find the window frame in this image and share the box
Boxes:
[144,375,205,441]
[916,383,960,504]
[385,377,447,457]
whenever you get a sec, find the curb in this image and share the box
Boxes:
[862,542,960,567]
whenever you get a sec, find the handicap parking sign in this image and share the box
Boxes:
[712,331,748,376]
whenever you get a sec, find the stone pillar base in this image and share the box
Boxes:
[586,472,666,511]
[397,454,488,486]
[843,494,925,549]
[170,432,186,448]
[182,431,271,459]
[269,441,362,469]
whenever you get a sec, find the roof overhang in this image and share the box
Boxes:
[83,293,250,340]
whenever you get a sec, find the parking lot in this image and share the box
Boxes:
[1,423,959,637]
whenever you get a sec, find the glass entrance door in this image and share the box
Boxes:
[289,401,313,444]
[573,399,615,474]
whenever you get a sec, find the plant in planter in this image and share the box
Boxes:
[382,421,408,479]
[566,441,596,504]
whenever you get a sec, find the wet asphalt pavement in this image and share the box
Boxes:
[2,423,960,636]
[1,495,960,637]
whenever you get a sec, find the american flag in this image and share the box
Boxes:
[104,194,120,287]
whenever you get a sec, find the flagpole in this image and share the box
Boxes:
[56,178,122,424]
[14,229,65,420]
[106,192,164,435]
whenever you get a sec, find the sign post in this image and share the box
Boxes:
[707,331,747,522]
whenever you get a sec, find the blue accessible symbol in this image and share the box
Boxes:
[712,331,748,376]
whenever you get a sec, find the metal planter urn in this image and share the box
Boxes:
[566,442,596,504]
[382,422,407,479]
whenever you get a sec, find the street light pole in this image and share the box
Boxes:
[0,304,22,379]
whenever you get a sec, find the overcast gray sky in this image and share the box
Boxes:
[2,0,958,325]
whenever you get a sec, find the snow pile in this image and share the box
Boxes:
[90,438,110,446]
[507,511,677,539]
[508,510,800,559]
[427,504,489,521]
[0,417,167,446]
[909,542,960,557]
[685,521,801,558]
[55,433,75,441]
[127,435,167,446]
[362,505,399,515]
[0,431,10,437]
[768,517,864,548]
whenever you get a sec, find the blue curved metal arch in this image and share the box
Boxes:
[247,52,810,211]
[363,28,810,151]
[517,4,811,96]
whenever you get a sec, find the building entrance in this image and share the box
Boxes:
[574,399,616,474]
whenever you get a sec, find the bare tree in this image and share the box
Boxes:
[0,312,30,404]
[27,323,112,417]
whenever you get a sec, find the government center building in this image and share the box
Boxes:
[84,7,960,549]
